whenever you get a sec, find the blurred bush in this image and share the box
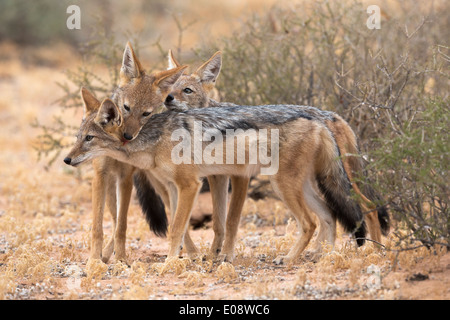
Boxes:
[0,0,78,45]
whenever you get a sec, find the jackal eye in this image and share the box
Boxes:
[123,104,130,111]
[142,111,151,117]
[183,88,193,94]
[85,135,94,141]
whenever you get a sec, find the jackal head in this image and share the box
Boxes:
[164,50,222,111]
[64,88,123,167]
[113,42,187,141]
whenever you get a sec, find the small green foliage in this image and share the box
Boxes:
[369,98,449,248]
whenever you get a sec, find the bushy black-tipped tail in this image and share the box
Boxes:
[317,131,367,246]
[317,173,367,246]
[133,170,168,237]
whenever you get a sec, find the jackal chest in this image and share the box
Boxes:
[127,151,155,170]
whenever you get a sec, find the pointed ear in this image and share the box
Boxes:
[120,41,145,84]
[195,51,222,83]
[95,99,123,128]
[154,65,188,95]
[167,49,181,70]
[81,87,101,118]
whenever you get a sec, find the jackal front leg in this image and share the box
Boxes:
[167,180,201,259]
[90,164,109,262]
[113,170,134,263]
[168,182,199,258]
[102,177,118,263]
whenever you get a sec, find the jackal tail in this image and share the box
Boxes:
[316,129,367,246]
[343,137,390,236]
[133,171,168,237]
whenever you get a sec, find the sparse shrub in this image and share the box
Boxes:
[368,98,449,249]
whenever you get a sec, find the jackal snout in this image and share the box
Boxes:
[123,132,134,141]
[165,94,174,103]
[121,117,141,141]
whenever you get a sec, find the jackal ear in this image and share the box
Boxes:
[81,87,101,118]
[120,41,145,84]
[95,99,123,129]
[195,51,222,83]
[154,65,188,95]
[167,49,182,70]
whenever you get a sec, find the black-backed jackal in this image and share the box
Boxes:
[68,42,186,263]
[65,94,369,265]
[161,50,389,261]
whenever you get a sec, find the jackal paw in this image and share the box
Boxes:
[114,256,129,266]
[188,252,204,262]
[217,252,235,264]
[273,255,286,265]
[273,255,294,265]
[304,250,322,262]
[209,246,222,256]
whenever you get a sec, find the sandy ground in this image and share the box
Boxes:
[0,42,449,301]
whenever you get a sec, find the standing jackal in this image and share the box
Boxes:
[65,97,367,265]
[165,50,389,255]
[68,42,186,264]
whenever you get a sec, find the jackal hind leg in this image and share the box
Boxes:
[302,178,336,261]
[271,175,317,265]
[366,210,382,244]
[207,175,229,258]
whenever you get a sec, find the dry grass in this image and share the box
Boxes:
[0,1,449,301]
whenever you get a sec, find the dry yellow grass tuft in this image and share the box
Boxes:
[82,259,108,289]
[216,262,238,283]
[150,257,192,276]
[179,271,205,288]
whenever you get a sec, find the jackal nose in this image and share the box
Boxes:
[63,157,71,165]
[123,133,133,141]
[165,94,174,103]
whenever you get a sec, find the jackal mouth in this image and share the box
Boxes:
[164,101,175,108]
[68,156,90,167]
[164,100,189,112]
[69,160,82,167]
